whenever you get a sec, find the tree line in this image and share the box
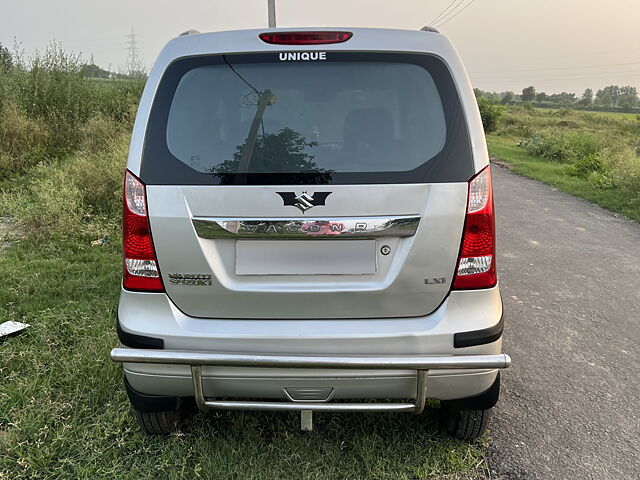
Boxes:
[474,84,639,113]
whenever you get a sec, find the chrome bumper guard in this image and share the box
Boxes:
[110,348,511,414]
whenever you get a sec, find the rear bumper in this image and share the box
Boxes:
[111,348,510,413]
[117,286,503,354]
[116,285,505,403]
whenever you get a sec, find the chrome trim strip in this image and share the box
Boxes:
[191,215,421,239]
[111,349,511,370]
[113,349,510,413]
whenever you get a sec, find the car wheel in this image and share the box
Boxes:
[439,405,492,441]
[133,408,182,435]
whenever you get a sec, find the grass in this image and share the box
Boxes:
[487,107,640,222]
[0,234,487,480]
[535,107,638,121]
[487,135,640,221]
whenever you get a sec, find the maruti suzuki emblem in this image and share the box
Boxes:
[276,191,332,213]
[294,192,315,212]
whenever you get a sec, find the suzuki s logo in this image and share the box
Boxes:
[276,191,332,212]
[279,52,327,61]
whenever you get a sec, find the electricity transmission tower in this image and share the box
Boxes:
[125,26,144,76]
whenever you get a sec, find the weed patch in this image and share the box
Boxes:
[0,43,143,181]
[488,135,640,221]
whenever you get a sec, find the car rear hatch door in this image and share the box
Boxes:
[141,50,474,319]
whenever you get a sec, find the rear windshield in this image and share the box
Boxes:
[141,52,474,185]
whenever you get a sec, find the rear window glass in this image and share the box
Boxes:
[141,52,473,185]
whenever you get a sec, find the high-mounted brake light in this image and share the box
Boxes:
[122,170,164,292]
[453,166,497,290]
[259,31,352,45]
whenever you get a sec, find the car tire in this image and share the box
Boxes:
[133,408,182,435]
[439,405,492,441]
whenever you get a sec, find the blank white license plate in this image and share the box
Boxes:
[236,240,377,275]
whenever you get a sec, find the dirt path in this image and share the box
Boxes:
[487,165,640,479]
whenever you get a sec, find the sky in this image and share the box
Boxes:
[1,0,639,95]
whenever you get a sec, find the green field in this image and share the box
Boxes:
[486,107,640,222]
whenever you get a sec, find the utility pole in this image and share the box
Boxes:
[268,0,277,28]
[125,26,144,76]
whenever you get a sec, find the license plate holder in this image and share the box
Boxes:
[235,240,377,275]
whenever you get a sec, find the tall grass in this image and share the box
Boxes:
[0,43,143,236]
[494,107,640,199]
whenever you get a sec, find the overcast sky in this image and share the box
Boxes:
[1,0,638,95]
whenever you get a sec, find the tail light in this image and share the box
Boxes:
[122,170,164,292]
[453,166,497,290]
[259,31,352,45]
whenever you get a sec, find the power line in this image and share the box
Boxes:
[429,0,465,27]
[472,69,640,82]
[434,0,477,28]
[472,71,640,86]
[434,0,478,28]
[518,47,640,69]
[472,61,640,75]
[472,74,640,84]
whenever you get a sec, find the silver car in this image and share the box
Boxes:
[110,27,510,439]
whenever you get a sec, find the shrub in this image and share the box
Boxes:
[0,136,127,234]
[588,170,616,189]
[569,155,607,178]
[0,42,146,241]
[0,44,143,185]
[10,44,99,156]
[497,113,533,138]
[79,114,124,153]
[521,101,534,112]
[0,103,50,177]
[0,103,49,155]
[477,97,503,133]
[603,143,640,195]
[72,139,127,217]
[520,128,640,195]
[96,78,145,125]
[12,162,85,232]
[518,131,604,163]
